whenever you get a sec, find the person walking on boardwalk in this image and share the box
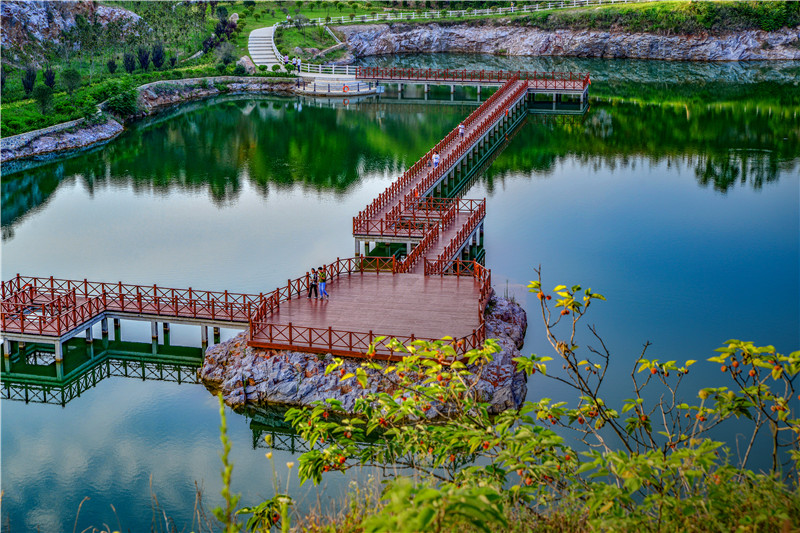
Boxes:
[433,151,440,169]
[459,123,465,138]
[319,265,329,299]
[307,267,319,299]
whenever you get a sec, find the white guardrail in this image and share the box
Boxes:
[285,0,653,27]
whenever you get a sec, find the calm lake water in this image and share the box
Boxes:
[2,55,799,532]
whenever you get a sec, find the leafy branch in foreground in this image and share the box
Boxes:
[273,272,799,532]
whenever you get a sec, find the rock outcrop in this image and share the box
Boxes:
[1,1,141,64]
[336,23,800,61]
[200,293,528,415]
[0,117,123,164]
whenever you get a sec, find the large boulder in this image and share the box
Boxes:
[237,55,257,74]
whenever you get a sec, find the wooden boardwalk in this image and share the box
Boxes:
[2,70,589,361]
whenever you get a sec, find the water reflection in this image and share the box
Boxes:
[3,85,798,240]
[2,339,203,406]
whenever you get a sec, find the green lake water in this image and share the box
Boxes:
[1,55,799,531]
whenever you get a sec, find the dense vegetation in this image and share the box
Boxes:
[3,0,798,137]
[208,275,800,532]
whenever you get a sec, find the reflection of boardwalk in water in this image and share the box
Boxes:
[1,338,203,406]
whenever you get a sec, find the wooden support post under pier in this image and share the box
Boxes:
[101,317,109,338]
[201,326,208,349]
[213,327,221,344]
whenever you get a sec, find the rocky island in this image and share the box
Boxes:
[201,292,528,415]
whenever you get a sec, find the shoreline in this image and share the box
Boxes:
[0,76,298,165]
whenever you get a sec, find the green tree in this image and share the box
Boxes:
[137,46,151,71]
[22,66,37,97]
[43,67,56,89]
[123,52,136,74]
[32,85,53,113]
[61,68,81,96]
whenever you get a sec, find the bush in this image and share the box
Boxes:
[107,58,118,74]
[61,68,81,96]
[105,85,139,117]
[233,64,247,76]
[215,41,236,65]
[123,52,136,74]
[272,64,281,72]
[22,66,37,96]
[169,56,177,68]
[258,65,268,72]
[32,85,53,113]
[43,67,56,88]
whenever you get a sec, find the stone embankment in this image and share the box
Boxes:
[336,23,800,61]
[135,77,297,116]
[200,292,528,416]
[0,77,297,163]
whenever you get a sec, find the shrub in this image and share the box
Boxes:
[258,65,268,72]
[215,41,236,65]
[1,68,6,90]
[105,85,139,117]
[107,58,118,74]
[137,46,150,71]
[123,52,136,74]
[271,64,281,72]
[152,43,165,69]
[22,65,37,96]
[32,85,53,113]
[61,68,81,96]
[216,63,228,74]
[233,64,247,76]
[43,67,56,88]
[169,56,177,68]
[78,95,98,120]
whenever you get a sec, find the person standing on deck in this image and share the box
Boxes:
[307,268,319,299]
[433,152,440,169]
[459,123,465,138]
[319,265,329,299]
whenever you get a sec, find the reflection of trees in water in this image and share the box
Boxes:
[2,93,798,236]
[1,97,464,233]
[695,150,780,192]
[481,99,798,193]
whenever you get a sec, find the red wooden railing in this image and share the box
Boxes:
[353,76,525,232]
[425,201,486,275]
[356,67,590,92]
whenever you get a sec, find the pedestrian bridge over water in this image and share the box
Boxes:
[1,70,589,375]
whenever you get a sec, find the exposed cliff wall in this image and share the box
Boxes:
[337,23,800,61]
[0,1,140,64]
